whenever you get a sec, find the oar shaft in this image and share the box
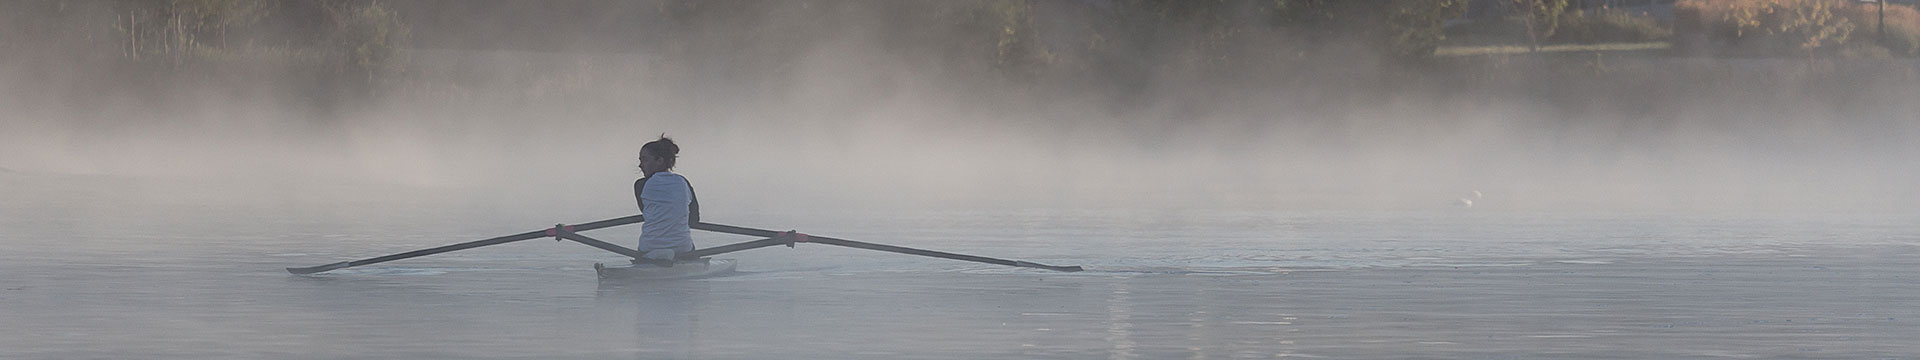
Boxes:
[692,222,1083,272]
[553,232,647,259]
[805,237,1011,267]
[555,231,682,267]
[287,215,645,274]
[692,222,780,237]
[682,237,791,259]
[807,237,1081,272]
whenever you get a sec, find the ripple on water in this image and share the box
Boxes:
[1555,259,1615,265]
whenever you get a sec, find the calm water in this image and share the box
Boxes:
[2,202,1917,359]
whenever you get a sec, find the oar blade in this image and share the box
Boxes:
[1014,261,1083,272]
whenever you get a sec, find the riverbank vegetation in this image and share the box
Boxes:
[2,0,1915,119]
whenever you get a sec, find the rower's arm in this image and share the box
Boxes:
[633,177,647,213]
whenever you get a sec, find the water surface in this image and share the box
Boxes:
[3,202,1916,358]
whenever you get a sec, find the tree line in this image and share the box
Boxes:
[2,0,1911,112]
[1,1,1474,80]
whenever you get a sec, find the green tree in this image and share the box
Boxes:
[1511,0,1569,51]
[110,0,271,64]
[174,0,269,48]
[989,0,1037,68]
[1383,0,1469,57]
[324,1,409,84]
[1274,0,1467,58]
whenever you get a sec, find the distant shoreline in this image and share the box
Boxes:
[1435,42,1672,57]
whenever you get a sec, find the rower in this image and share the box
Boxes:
[635,135,700,263]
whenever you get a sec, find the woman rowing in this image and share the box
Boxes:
[636,135,699,263]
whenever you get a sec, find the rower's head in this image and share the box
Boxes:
[639,134,679,175]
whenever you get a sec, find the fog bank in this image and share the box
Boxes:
[2,1,1916,214]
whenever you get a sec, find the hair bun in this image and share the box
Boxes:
[644,134,680,158]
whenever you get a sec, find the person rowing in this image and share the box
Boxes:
[635,135,700,263]
[289,134,1079,275]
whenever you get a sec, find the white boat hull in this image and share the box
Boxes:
[595,258,736,280]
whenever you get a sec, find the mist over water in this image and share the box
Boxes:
[2,1,1915,213]
[4,2,1920,358]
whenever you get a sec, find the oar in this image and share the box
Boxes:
[547,225,679,267]
[286,215,646,275]
[691,222,1084,272]
[680,236,793,259]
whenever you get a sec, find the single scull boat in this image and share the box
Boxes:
[595,258,738,280]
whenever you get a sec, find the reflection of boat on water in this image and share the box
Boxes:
[590,270,714,359]
[595,258,737,281]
